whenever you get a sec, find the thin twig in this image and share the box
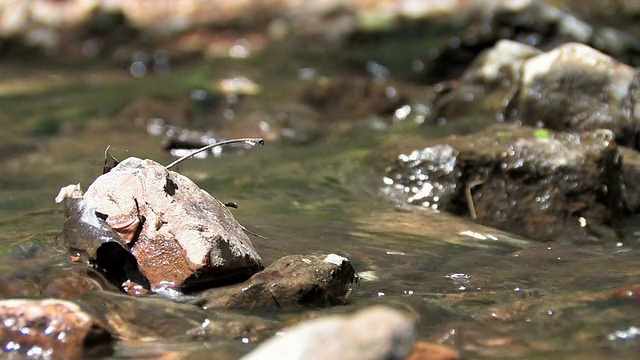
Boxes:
[465,179,485,220]
[165,138,264,170]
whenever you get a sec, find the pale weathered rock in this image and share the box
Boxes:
[0,299,112,359]
[83,157,263,291]
[431,39,541,124]
[241,306,415,360]
[201,253,356,309]
[430,41,640,149]
[510,42,640,148]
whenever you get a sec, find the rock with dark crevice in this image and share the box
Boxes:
[383,124,624,243]
[81,157,263,292]
[0,298,113,359]
[200,253,356,310]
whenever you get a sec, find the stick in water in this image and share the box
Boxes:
[165,138,264,170]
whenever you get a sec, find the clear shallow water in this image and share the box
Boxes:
[1,57,640,359]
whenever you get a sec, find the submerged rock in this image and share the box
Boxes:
[82,157,263,292]
[408,342,460,360]
[0,298,113,359]
[200,254,356,309]
[620,147,640,213]
[241,306,415,360]
[76,291,274,341]
[383,125,624,243]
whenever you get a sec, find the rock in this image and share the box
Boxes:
[408,342,460,360]
[601,284,640,302]
[241,306,415,360]
[302,76,411,120]
[82,157,263,292]
[0,298,113,359]
[56,184,150,294]
[200,254,356,309]
[0,247,120,299]
[620,147,640,212]
[422,0,640,80]
[509,43,640,148]
[76,291,274,341]
[383,124,624,243]
[431,39,541,125]
[430,41,640,150]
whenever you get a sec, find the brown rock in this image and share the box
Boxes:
[83,157,263,292]
[201,253,356,309]
[0,299,112,359]
[408,342,460,360]
[383,124,624,243]
[602,284,640,302]
[241,306,415,360]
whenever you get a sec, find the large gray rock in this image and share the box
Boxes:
[83,157,263,292]
[241,306,415,360]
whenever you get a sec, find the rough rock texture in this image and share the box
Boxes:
[431,39,541,124]
[201,253,356,309]
[241,306,415,360]
[83,157,263,292]
[0,299,112,359]
[383,125,624,243]
[510,43,640,148]
[431,41,640,149]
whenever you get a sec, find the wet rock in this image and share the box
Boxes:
[383,124,624,243]
[120,97,194,130]
[429,41,640,147]
[76,291,274,341]
[0,255,119,299]
[430,41,640,149]
[408,342,460,360]
[423,0,640,80]
[241,306,415,360]
[82,157,263,292]
[200,254,356,309]
[508,43,640,148]
[431,39,541,125]
[218,102,325,145]
[601,284,640,302]
[621,147,640,213]
[56,184,150,294]
[0,298,113,359]
[302,76,410,120]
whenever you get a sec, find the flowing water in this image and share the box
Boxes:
[1,48,640,359]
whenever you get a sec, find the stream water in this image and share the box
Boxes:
[1,46,640,359]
